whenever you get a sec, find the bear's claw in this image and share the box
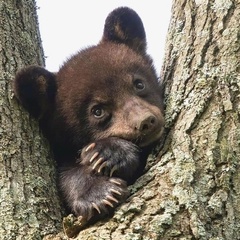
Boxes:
[110,178,122,186]
[92,202,101,214]
[85,143,96,152]
[110,188,122,196]
[89,152,99,163]
[107,195,119,203]
[92,157,104,170]
[98,161,107,173]
[110,165,118,177]
[103,199,114,208]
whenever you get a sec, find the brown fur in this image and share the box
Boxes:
[14,7,164,229]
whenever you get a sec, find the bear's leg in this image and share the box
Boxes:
[59,165,129,221]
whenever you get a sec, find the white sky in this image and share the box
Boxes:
[36,1,172,75]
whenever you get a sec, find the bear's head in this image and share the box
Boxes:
[14,7,164,156]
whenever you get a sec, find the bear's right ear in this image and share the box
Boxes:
[101,7,147,54]
[14,66,57,119]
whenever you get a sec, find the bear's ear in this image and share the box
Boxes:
[14,66,57,119]
[101,7,146,54]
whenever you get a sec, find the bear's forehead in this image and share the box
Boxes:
[56,43,156,105]
[57,43,150,84]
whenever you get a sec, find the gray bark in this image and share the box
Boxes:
[0,1,62,239]
[71,0,240,239]
[1,0,239,239]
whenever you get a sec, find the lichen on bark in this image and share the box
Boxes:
[0,0,62,239]
[1,0,240,239]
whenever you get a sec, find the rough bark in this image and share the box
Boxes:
[0,1,62,239]
[1,0,239,239]
[72,0,240,239]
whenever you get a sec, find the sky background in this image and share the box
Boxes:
[36,1,172,75]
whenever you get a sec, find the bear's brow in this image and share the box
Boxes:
[91,94,116,104]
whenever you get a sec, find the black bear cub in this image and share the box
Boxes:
[14,7,164,224]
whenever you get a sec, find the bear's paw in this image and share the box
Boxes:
[71,176,128,221]
[79,137,141,183]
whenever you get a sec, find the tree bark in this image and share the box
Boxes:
[0,1,62,239]
[73,0,240,239]
[2,0,239,239]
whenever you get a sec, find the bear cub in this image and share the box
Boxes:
[14,7,164,225]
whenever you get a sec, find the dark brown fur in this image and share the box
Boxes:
[14,7,164,227]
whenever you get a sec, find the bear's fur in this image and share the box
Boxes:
[14,7,164,224]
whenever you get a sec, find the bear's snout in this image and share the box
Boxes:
[137,114,157,134]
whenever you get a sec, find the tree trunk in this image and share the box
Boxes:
[74,0,240,239]
[2,0,239,239]
[0,0,62,239]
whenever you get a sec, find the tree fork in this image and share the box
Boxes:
[74,0,240,239]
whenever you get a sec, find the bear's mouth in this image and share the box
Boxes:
[137,128,164,147]
[117,127,164,148]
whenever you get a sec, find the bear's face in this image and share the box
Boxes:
[14,7,164,153]
[56,43,164,148]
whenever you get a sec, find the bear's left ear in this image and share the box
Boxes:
[14,66,57,119]
[101,7,147,54]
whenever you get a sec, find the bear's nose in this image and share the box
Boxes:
[137,114,157,134]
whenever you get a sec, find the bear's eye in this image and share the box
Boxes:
[134,79,145,91]
[91,106,105,118]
